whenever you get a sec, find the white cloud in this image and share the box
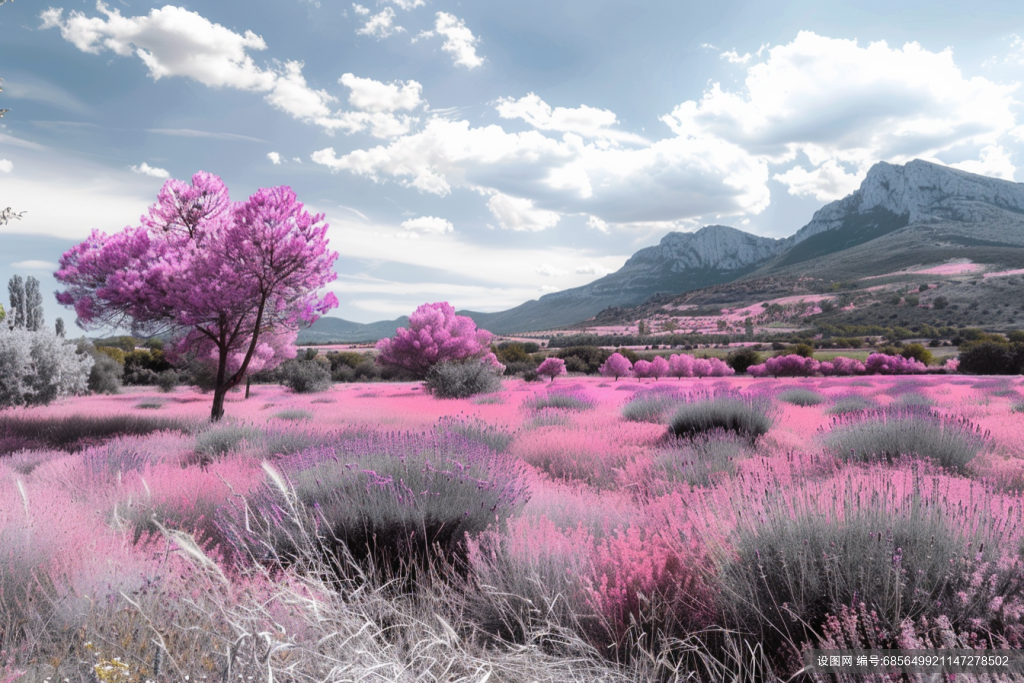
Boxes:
[0,159,12,173]
[267,151,282,164]
[663,31,1020,193]
[316,110,418,138]
[536,263,567,277]
[720,50,753,64]
[10,260,59,271]
[773,159,862,201]
[575,263,611,276]
[311,116,769,224]
[386,0,425,9]
[41,4,275,90]
[340,73,422,112]
[487,193,561,232]
[496,93,645,144]
[586,216,609,233]
[352,3,370,15]
[434,12,483,69]
[42,4,421,139]
[264,60,335,120]
[400,216,454,234]
[357,7,404,38]
[948,145,1017,181]
[129,162,169,178]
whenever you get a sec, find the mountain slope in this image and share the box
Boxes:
[462,225,784,333]
[301,159,1024,341]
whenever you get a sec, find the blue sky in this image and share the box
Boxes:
[2,0,1024,327]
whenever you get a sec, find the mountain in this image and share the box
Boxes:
[297,316,408,344]
[301,159,1024,341]
[461,225,785,334]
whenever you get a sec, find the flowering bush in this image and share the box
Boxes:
[598,352,632,381]
[864,352,927,375]
[668,353,693,379]
[535,357,566,382]
[376,302,495,378]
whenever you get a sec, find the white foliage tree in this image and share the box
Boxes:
[0,327,94,407]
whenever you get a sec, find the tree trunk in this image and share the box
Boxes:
[245,377,251,399]
[210,386,227,422]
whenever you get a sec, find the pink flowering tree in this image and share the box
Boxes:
[704,357,735,377]
[633,359,653,381]
[376,302,497,378]
[650,355,669,380]
[55,171,339,421]
[598,352,633,381]
[668,353,693,379]
[864,353,927,375]
[536,357,566,382]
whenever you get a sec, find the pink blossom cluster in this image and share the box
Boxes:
[535,357,566,381]
[818,356,866,376]
[747,354,822,378]
[666,354,733,379]
[863,353,927,375]
[748,353,928,378]
[376,302,497,378]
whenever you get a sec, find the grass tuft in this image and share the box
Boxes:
[776,388,826,407]
[821,409,989,474]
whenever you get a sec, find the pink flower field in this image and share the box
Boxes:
[3,373,1024,681]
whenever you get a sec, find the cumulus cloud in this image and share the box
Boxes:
[773,159,862,201]
[948,145,1016,180]
[129,162,169,178]
[434,13,483,69]
[41,4,276,90]
[340,73,422,112]
[42,4,428,140]
[575,263,611,276]
[356,7,404,38]
[312,116,769,224]
[497,93,645,144]
[312,31,1020,237]
[487,193,561,232]
[536,263,566,277]
[0,159,12,173]
[387,0,425,9]
[267,151,282,164]
[352,3,370,15]
[400,216,454,234]
[663,31,1020,193]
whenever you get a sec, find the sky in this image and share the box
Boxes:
[2,0,1024,328]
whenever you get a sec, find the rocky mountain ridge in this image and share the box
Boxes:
[300,159,1024,340]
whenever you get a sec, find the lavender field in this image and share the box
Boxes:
[2,368,1024,682]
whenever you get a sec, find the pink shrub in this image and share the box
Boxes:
[535,357,566,382]
[864,353,927,375]
[944,357,961,373]
[703,357,735,377]
[585,520,716,651]
[690,358,711,377]
[598,353,633,381]
[668,354,693,379]
[749,354,821,377]
[632,359,653,381]
[376,302,495,378]
[649,355,669,380]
